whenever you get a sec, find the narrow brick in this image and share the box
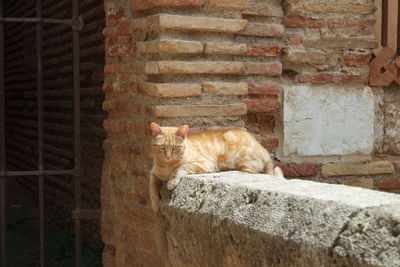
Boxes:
[341,55,371,67]
[140,82,202,98]
[241,23,284,37]
[303,37,378,49]
[321,161,395,177]
[243,98,281,113]
[242,3,283,17]
[203,82,248,96]
[378,178,400,191]
[327,18,375,30]
[158,14,248,33]
[246,45,280,57]
[275,162,319,177]
[243,62,282,76]
[287,34,302,45]
[284,50,326,64]
[204,42,248,55]
[145,61,244,75]
[133,0,201,11]
[247,83,280,95]
[208,0,249,10]
[104,64,116,74]
[283,16,325,28]
[154,104,247,118]
[341,178,374,189]
[137,40,203,54]
[287,2,375,15]
[296,73,368,84]
[204,42,280,57]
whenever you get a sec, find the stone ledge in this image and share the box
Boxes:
[161,172,400,266]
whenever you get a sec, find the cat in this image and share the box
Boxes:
[149,122,284,212]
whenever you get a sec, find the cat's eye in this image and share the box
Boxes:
[172,146,181,151]
[158,145,165,150]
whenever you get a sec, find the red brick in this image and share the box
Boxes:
[261,137,279,150]
[117,35,132,44]
[283,16,325,28]
[378,178,400,190]
[245,45,281,57]
[243,97,281,113]
[103,83,113,93]
[117,21,132,35]
[130,82,138,93]
[287,34,302,45]
[295,73,368,84]
[132,0,201,11]
[275,163,320,177]
[247,83,280,95]
[341,55,371,67]
[104,64,116,74]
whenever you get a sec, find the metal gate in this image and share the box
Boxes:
[0,0,99,266]
[370,0,400,86]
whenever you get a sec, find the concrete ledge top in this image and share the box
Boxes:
[162,171,400,267]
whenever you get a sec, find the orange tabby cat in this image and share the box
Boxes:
[149,122,284,211]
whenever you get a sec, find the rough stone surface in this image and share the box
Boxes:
[161,172,400,267]
[321,161,395,177]
[382,85,400,155]
[283,84,374,157]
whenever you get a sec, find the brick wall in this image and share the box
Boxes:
[101,0,399,265]
[4,0,105,237]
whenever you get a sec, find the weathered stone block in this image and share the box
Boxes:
[283,85,374,157]
[161,172,400,267]
[140,83,202,98]
[203,82,248,96]
[154,104,247,117]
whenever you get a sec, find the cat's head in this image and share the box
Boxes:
[150,122,189,162]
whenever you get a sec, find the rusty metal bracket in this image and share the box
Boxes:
[71,16,84,31]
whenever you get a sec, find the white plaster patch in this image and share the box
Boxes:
[283,84,374,157]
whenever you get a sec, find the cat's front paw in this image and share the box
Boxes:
[167,179,180,190]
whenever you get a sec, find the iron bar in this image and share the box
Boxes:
[72,0,82,266]
[0,0,6,265]
[0,169,75,177]
[35,0,45,266]
[0,17,72,24]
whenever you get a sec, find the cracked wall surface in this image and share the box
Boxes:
[160,172,400,267]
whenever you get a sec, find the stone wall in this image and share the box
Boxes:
[101,0,400,265]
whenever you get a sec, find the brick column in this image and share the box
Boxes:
[101,0,284,265]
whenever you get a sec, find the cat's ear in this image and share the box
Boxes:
[176,125,189,139]
[150,122,163,137]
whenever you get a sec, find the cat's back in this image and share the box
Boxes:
[187,128,258,149]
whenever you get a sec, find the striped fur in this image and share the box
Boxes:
[149,122,283,211]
